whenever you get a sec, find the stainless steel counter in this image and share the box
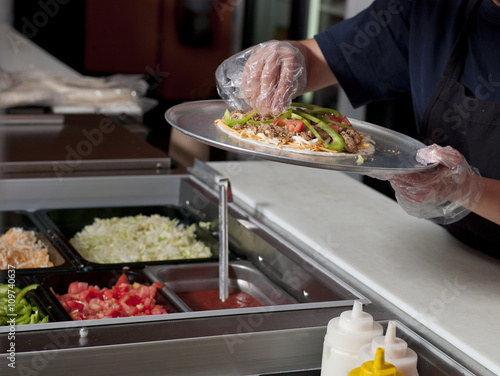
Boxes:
[0,114,169,179]
[0,166,494,376]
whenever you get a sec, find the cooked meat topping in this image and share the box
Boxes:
[342,128,362,145]
[230,110,247,120]
[340,132,358,153]
[259,123,294,142]
[251,113,273,122]
[339,128,363,153]
[300,131,313,141]
[227,109,365,153]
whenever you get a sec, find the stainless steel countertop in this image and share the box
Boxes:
[209,160,500,376]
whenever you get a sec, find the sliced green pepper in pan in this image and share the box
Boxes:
[0,283,49,325]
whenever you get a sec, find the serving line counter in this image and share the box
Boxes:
[0,113,170,178]
[208,161,500,375]
[0,160,497,375]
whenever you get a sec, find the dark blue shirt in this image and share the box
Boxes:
[315,0,500,129]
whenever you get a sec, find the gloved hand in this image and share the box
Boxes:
[216,40,307,116]
[376,144,484,224]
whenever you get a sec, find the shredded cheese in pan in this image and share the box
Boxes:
[0,228,53,269]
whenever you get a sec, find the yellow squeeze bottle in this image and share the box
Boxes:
[348,347,405,376]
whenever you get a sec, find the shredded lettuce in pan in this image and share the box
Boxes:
[70,214,212,263]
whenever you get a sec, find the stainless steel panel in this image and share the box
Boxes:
[0,322,483,376]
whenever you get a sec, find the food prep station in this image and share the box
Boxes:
[0,157,496,376]
[1,10,499,375]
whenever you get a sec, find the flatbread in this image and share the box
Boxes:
[215,118,375,158]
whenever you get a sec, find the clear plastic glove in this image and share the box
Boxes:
[216,40,307,116]
[373,144,483,224]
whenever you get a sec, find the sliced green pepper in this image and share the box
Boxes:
[15,284,38,305]
[290,113,323,141]
[18,317,32,325]
[29,311,40,324]
[277,109,293,119]
[1,283,49,325]
[17,304,32,316]
[292,102,343,118]
[223,109,257,127]
[293,109,344,151]
[15,312,30,324]
[15,298,29,310]
[248,119,273,125]
[0,285,9,295]
[320,116,353,130]
[248,109,292,125]
[223,109,232,124]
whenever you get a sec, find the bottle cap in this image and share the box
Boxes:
[348,348,405,376]
[358,321,418,376]
[373,321,408,358]
[325,301,383,353]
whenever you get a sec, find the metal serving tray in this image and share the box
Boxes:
[35,205,224,271]
[165,100,437,174]
[0,211,74,275]
[144,261,297,312]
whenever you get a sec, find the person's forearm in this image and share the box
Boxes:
[288,39,338,93]
[471,177,500,225]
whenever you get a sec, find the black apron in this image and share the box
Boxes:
[418,0,500,257]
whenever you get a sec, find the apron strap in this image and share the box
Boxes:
[444,0,482,80]
[419,0,482,133]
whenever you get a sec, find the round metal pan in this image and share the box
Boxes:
[165,100,436,174]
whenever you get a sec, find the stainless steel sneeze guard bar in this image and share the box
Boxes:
[187,160,232,302]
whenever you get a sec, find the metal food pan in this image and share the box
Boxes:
[35,205,228,271]
[144,261,297,312]
[34,268,179,322]
[0,210,75,275]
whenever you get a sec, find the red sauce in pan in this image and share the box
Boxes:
[177,288,264,311]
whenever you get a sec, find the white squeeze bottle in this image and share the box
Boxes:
[320,301,383,376]
[357,320,419,376]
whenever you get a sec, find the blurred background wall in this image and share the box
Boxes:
[2,0,413,174]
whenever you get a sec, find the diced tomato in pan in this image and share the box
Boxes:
[102,289,113,301]
[78,290,91,302]
[67,300,84,311]
[115,273,129,287]
[153,281,164,289]
[67,281,80,295]
[55,273,168,320]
